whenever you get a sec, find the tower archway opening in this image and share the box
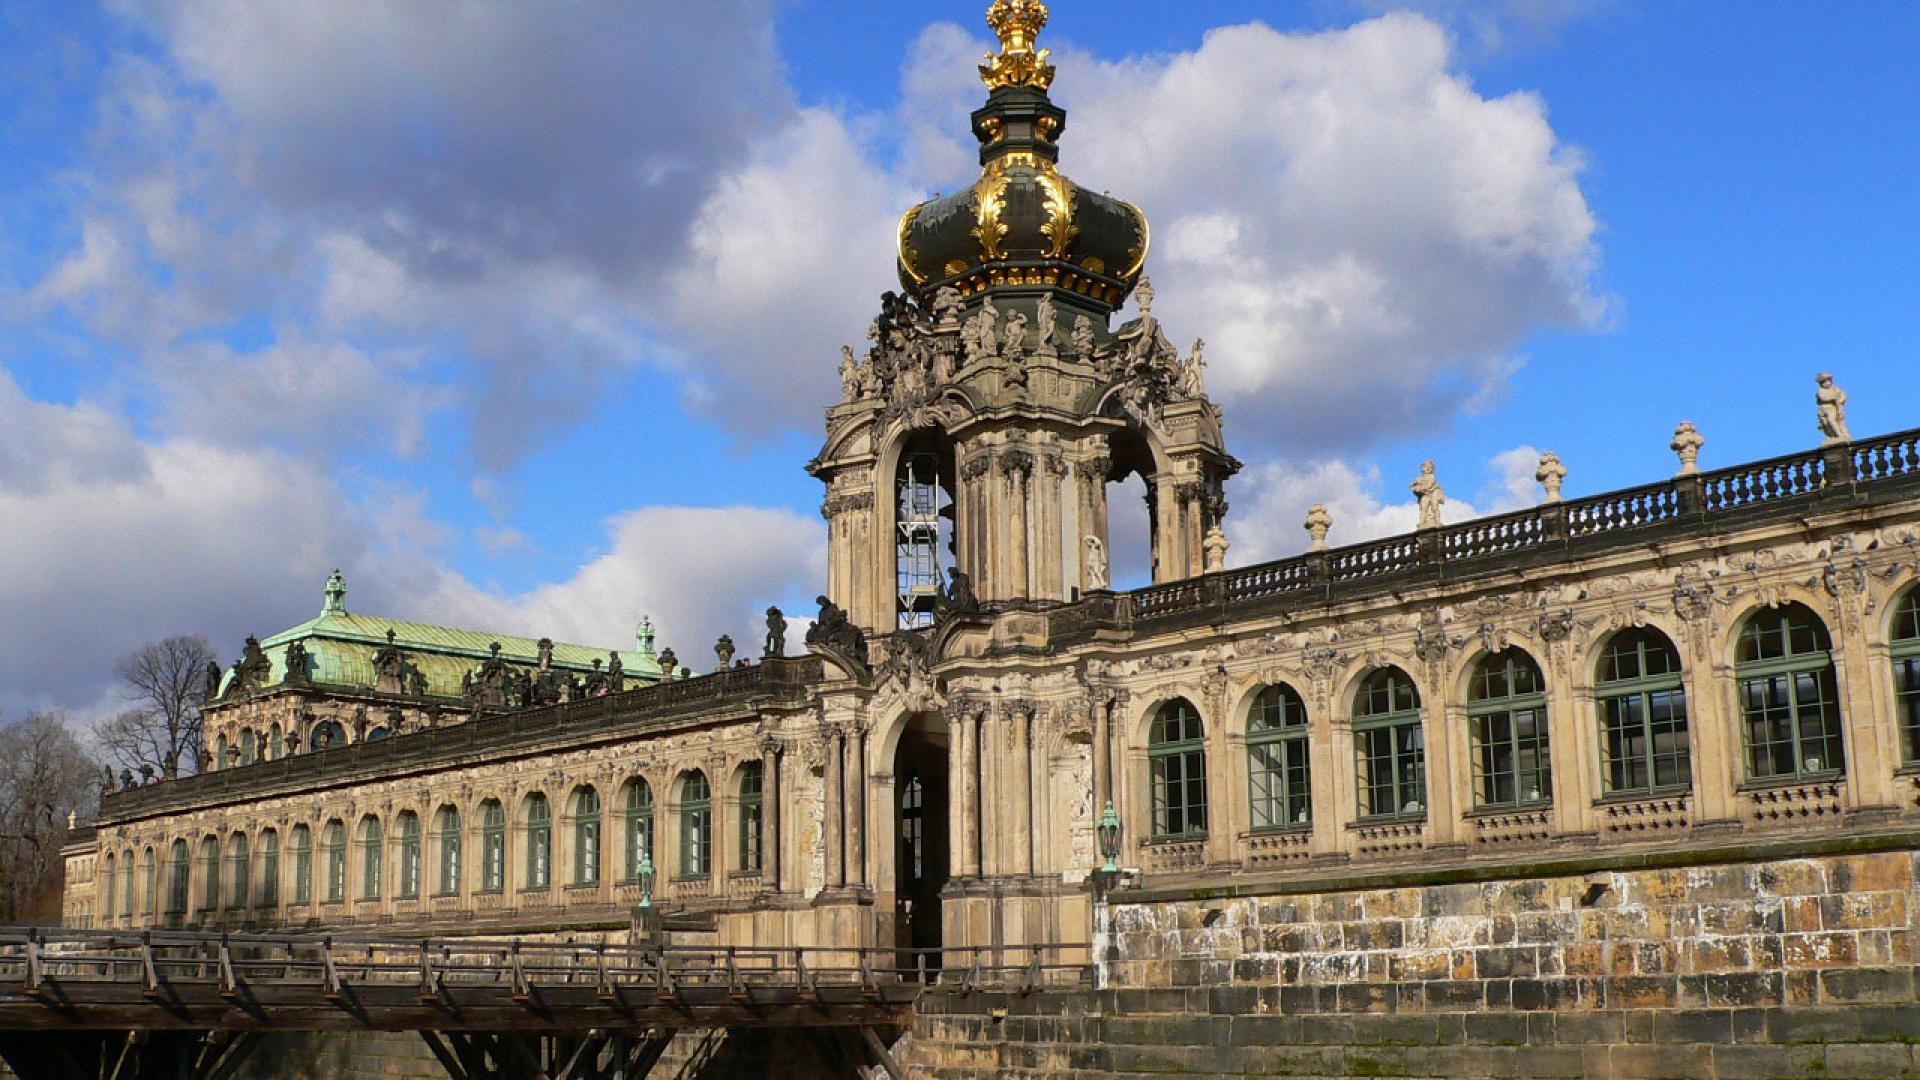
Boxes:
[892,711,951,961]
[895,430,956,629]
[1104,426,1160,589]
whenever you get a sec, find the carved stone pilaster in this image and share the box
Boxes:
[1000,450,1035,479]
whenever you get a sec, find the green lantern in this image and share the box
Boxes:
[1096,800,1122,874]
[637,852,656,910]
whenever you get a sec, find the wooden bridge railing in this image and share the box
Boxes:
[0,927,1092,1029]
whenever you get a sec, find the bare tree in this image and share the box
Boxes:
[95,635,217,781]
[0,713,101,923]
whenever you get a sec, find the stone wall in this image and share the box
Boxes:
[1106,844,1918,1019]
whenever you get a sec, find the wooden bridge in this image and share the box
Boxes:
[0,928,1090,1080]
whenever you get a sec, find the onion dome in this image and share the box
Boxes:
[897,1,1149,317]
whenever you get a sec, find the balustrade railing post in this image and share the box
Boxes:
[1823,443,1858,493]
[1675,474,1704,520]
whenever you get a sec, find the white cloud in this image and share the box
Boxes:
[397,507,828,672]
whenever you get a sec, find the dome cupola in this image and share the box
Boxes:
[897,1,1149,318]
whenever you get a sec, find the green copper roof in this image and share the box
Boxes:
[218,572,667,699]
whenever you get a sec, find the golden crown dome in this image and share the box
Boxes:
[981,0,1056,91]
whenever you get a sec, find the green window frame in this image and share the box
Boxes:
[168,840,190,914]
[1148,698,1208,839]
[525,794,551,889]
[1354,668,1425,821]
[1247,684,1311,830]
[259,831,279,907]
[623,779,654,883]
[436,807,462,897]
[322,821,347,903]
[1891,589,1920,764]
[1467,649,1553,809]
[227,834,249,909]
[573,788,602,886]
[1736,604,1845,781]
[398,813,422,899]
[198,836,220,911]
[679,772,712,879]
[480,802,506,893]
[292,826,312,904]
[358,816,382,900]
[1595,628,1692,795]
[738,763,764,874]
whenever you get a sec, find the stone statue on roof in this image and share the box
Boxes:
[1816,372,1851,445]
[1412,460,1445,530]
[764,607,788,658]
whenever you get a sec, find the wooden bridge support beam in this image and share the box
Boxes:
[418,1030,675,1080]
[0,1030,262,1080]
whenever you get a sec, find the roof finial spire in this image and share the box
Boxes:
[323,568,347,615]
[980,0,1055,91]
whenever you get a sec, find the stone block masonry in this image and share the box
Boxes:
[1107,847,1920,1022]
[904,844,1920,1079]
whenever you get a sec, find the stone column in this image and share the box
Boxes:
[1421,657,1462,846]
[980,708,1003,876]
[711,757,731,892]
[1004,451,1033,602]
[1013,702,1035,876]
[1828,583,1898,812]
[761,738,782,891]
[1678,607,1738,825]
[959,456,990,600]
[824,725,846,888]
[1091,694,1111,818]
[847,722,868,889]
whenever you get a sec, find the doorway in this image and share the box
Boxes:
[893,713,950,960]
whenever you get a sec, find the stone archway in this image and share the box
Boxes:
[892,712,951,960]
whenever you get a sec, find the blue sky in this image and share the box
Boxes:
[2,0,1917,719]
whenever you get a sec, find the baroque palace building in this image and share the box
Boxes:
[59,5,1920,1073]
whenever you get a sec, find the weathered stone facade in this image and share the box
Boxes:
[54,4,1920,1075]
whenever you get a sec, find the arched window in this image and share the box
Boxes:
[1467,649,1552,809]
[359,816,383,900]
[216,734,232,770]
[572,787,602,886]
[102,854,116,919]
[397,812,422,899]
[1596,628,1691,794]
[1736,604,1845,780]
[269,725,285,761]
[480,801,506,892]
[366,726,391,743]
[168,840,190,914]
[227,833,250,909]
[1891,589,1920,763]
[1148,698,1208,839]
[524,794,552,889]
[1247,684,1311,830]
[322,820,347,902]
[259,831,280,907]
[738,763,764,875]
[198,836,221,911]
[311,720,347,751]
[679,772,712,878]
[239,728,257,766]
[901,776,925,884]
[1354,668,1425,820]
[292,826,313,904]
[622,779,654,882]
[435,807,462,896]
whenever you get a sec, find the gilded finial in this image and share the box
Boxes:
[980,0,1055,91]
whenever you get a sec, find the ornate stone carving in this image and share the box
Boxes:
[1203,523,1230,573]
[764,607,787,658]
[805,595,869,677]
[1671,421,1705,476]
[1304,504,1332,552]
[1535,451,1567,504]
[1411,460,1445,530]
[1000,450,1034,478]
[1816,372,1851,445]
[1075,456,1111,481]
[960,456,992,482]
[1084,535,1109,590]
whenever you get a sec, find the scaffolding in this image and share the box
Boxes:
[896,451,948,629]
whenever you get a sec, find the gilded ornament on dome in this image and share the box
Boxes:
[1036,165,1079,259]
[897,203,928,285]
[971,165,1012,261]
[980,0,1055,91]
